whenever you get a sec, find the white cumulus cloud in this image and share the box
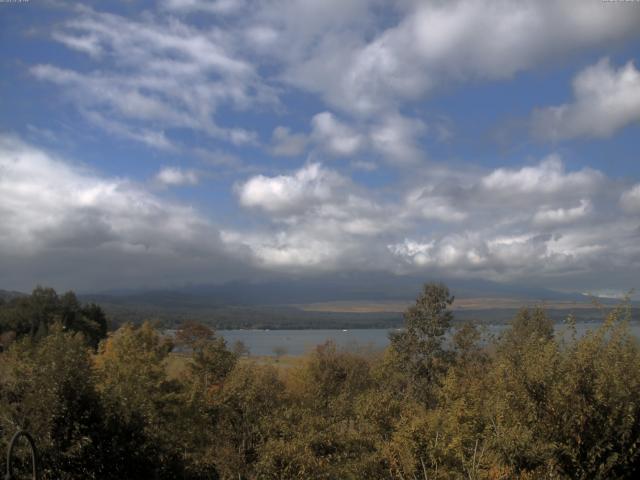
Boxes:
[285,0,640,115]
[532,58,640,140]
[311,112,364,156]
[533,199,591,226]
[481,155,601,195]
[237,163,345,214]
[154,167,199,187]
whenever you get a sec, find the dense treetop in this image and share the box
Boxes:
[1,283,639,479]
[0,287,107,350]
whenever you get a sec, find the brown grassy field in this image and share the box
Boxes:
[295,297,608,313]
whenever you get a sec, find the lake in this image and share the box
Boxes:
[219,321,640,356]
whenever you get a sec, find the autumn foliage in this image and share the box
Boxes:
[1,283,640,479]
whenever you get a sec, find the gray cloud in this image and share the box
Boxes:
[269,126,308,157]
[160,0,246,15]
[1,135,640,292]
[280,1,640,115]
[532,200,592,227]
[311,112,365,157]
[369,114,426,164]
[0,135,250,291]
[621,184,640,213]
[230,156,640,292]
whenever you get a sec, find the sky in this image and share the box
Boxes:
[1,0,640,296]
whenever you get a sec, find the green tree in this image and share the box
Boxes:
[213,363,284,480]
[543,308,640,479]
[388,282,455,404]
[232,340,250,357]
[0,324,106,479]
[95,321,185,479]
[175,320,215,348]
[185,326,238,391]
[258,342,382,479]
[0,287,107,349]
[59,292,108,349]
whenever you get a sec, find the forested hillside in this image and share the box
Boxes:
[1,284,639,479]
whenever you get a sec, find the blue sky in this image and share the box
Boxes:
[1,0,640,295]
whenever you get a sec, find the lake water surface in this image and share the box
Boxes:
[219,322,640,356]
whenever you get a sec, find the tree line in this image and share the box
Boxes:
[1,283,639,479]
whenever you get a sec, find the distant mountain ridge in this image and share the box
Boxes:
[4,278,634,329]
[3,274,621,308]
[79,274,593,307]
[0,289,27,301]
